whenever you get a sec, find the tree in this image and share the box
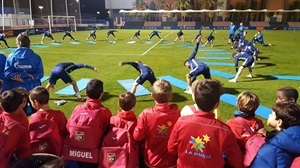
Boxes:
[222,12,230,21]
[156,0,173,9]
[149,1,156,10]
[173,0,192,10]
[133,0,147,10]
[208,12,215,21]
[199,0,224,9]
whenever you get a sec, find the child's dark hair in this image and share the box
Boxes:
[29,86,49,105]
[16,33,30,47]
[1,89,23,113]
[273,101,300,129]
[237,91,260,116]
[86,78,103,99]
[119,92,136,111]
[14,87,29,99]
[192,79,223,112]
[277,87,298,102]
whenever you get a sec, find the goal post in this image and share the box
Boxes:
[47,15,77,33]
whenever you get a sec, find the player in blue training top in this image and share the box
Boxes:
[148,30,162,41]
[173,28,184,42]
[0,32,10,48]
[237,22,245,40]
[184,36,211,94]
[86,29,97,41]
[45,62,97,102]
[130,30,141,41]
[243,41,260,68]
[203,28,216,47]
[228,22,236,44]
[228,52,254,83]
[190,29,204,43]
[254,31,272,46]
[62,30,76,42]
[119,61,157,94]
[40,30,56,44]
[106,29,118,40]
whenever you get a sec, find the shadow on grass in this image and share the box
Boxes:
[255,62,276,69]
[102,92,118,102]
[172,92,189,102]
[237,74,279,82]
[223,87,240,95]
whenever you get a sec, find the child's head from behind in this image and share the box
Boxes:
[276,87,298,103]
[29,86,49,109]
[118,92,136,111]
[237,91,260,117]
[1,89,23,113]
[268,102,300,130]
[192,79,223,112]
[14,87,29,109]
[86,79,103,99]
[151,79,172,103]
[16,33,30,47]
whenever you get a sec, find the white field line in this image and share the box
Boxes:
[142,31,174,56]
[35,51,140,56]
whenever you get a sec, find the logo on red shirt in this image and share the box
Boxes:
[75,131,85,141]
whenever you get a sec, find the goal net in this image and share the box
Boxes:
[47,15,77,33]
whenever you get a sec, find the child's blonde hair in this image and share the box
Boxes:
[151,79,172,103]
[237,91,260,116]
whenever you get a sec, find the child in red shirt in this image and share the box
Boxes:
[28,86,68,156]
[0,89,32,167]
[134,79,180,168]
[110,92,137,135]
[168,79,243,168]
[64,78,112,168]
[226,91,264,153]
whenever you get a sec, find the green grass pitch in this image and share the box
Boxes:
[2,29,299,126]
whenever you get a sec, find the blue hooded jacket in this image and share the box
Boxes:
[251,126,300,168]
[4,47,44,91]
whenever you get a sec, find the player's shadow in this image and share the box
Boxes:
[172,93,189,102]
[240,74,279,82]
[212,44,225,47]
[223,87,240,95]
[255,62,276,69]
[258,56,270,60]
[102,92,118,102]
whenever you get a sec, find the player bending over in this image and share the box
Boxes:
[106,29,118,41]
[229,52,254,83]
[130,30,141,41]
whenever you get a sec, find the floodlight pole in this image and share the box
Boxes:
[65,0,69,26]
[76,0,82,24]
[1,0,4,31]
[50,0,53,29]
[29,0,32,28]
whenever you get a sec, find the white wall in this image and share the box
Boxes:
[105,0,135,9]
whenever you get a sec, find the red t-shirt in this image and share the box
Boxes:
[168,111,243,168]
[134,103,180,168]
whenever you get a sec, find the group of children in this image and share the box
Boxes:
[0,76,299,168]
